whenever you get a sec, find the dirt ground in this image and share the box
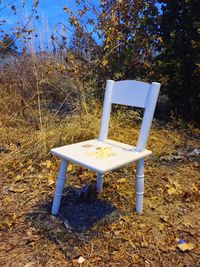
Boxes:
[0,126,200,267]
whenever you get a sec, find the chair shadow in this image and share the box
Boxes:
[25,185,119,258]
[55,185,117,232]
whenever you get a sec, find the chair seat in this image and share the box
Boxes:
[51,139,152,173]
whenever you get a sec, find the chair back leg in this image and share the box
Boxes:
[51,159,68,215]
[96,173,103,193]
[135,158,144,214]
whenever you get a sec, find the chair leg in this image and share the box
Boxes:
[135,158,144,214]
[96,173,103,193]
[51,159,68,215]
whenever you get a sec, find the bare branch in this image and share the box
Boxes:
[0,0,17,12]
[3,8,36,49]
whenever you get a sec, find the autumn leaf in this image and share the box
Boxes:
[117,178,126,184]
[48,177,55,186]
[160,215,169,223]
[41,160,52,169]
[14,174,24,182]
[177,242,194,252]
[141,240,148,248]
[159,223,165,231]
[190,183,198,192]
[148,202,158,210]
[67,164,73,172]
[102,58,108,66]
[9,186,26,193]
[63,6,71,14]
[131,254,139,264]
[0,215,15,229]
[167,187,176,195]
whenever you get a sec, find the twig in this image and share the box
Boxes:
[0,0,17,12]
[33,65,46,149]
[80,43,123,82]
[3,8,36,49]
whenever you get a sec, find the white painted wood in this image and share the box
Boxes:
[51,159,68,215]
[135,158,144,214]
[136,82,161,151]
[111,80,150,108]
[51,79,161,215]
[99,80,114,141]
[97,173,103,193]
[51,139,151,174]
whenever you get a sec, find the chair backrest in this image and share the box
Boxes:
[98,80,161,151]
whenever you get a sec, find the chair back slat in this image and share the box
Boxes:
[112,80,150,108]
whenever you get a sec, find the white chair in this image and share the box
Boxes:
[51,80,160,215]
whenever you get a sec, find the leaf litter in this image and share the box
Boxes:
[0,126,200,266]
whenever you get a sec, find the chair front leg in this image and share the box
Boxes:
[51,159,68,215]
[96,173,103,193]
[135,158,144,214]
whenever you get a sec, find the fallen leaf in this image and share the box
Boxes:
[160,215,169,222]
[0,215,14,229]
[159,223,165,231]
[90,256,102,262]
[131,254,139,264]
[117,178,126,183]
[167,187,176,195]
[129,240,136,249]
[148,202,158,210]
[182,219,194,228]
[45,160,52,169]
[102,58,108,66]
[14,175,24,182]
[24,262,36,267]
[138,223,146,229]
[67,164,73,172]
[41,160,52,169]
[141,241,148,248]
[168,245,176,251]
[190,183,198,192]
[9,186,26,193]
[48,177,55,186]
[177,242,194,252]
[27,165,35,172]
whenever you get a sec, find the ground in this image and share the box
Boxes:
[0,122,199,267]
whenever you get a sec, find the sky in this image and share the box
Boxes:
[1,1,65,27]
[0,0,97,51]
